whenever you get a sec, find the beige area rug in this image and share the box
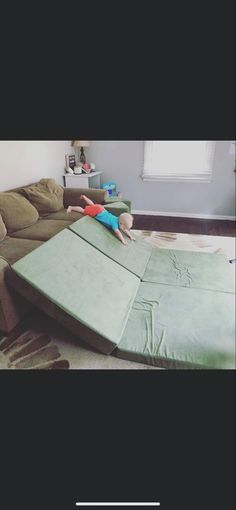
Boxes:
[0,231,235,370]
[132,230,236,258]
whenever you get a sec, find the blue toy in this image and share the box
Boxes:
[101,181,117,197]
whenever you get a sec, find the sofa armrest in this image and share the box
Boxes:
[63,187,107,208]
[104,196,132,213]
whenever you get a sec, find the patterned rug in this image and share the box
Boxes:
[132,230,236,258]
[0,314,70,369]
[0,230,235,370]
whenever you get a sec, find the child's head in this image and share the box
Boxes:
[119,213,134,232]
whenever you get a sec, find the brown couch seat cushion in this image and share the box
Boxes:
[0,192,39,233]
[0,214,7,242]
[10,219,72,241]
[20,178,64,215]
[43,209,83,221]
[0,237,43,265]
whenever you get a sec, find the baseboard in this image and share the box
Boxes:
[132,210,236,221]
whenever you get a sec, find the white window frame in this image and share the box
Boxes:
[142,141,216,183]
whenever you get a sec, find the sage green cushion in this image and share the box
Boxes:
[116,282,236,369]
[12,229,140,354]
[104,201,130,216]
[20,178,64,215]
[69,216,152,277]
[0,214,7,242]
[0,192,39,233]
[104,197,132,213]
[143,248,234,293]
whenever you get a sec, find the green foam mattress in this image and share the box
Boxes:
[143,248,234,293]
[115,282,235,369]
[69,216,152,278]
[11,229,140,354]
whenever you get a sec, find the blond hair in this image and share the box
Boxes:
[119,213,133,230]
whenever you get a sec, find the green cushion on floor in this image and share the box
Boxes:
[69,216,152,278]
[143,248,234,293]
[12,229,140,354]
[104,201,129,216]
[115,282,235,369]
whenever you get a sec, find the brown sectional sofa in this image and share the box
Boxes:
[0,179,131,333]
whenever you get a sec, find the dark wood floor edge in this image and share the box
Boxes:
[132,214,236,223]
[132,214,236,237]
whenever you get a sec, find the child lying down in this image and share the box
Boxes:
[67,194,135,245]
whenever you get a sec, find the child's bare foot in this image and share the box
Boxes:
[67,206,72,213]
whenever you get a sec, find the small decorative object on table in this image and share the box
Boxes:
[74,166,83,175]
[65,154,75,174]
[65,154,74,174]
[68,155,76,170]
[82,163,92,173]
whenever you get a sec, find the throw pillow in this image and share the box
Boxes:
[0,193,39,233]
[0,213,7,242]
[20,178,64,215]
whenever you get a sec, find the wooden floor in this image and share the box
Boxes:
[132,215,236,237]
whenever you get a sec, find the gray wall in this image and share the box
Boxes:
[87,141,235,217]
[0,141,71,191]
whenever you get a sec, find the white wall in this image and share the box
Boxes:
[87,141,236,217]
[0,141,72,191]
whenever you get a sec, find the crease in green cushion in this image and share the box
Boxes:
[116,282,235,369]
[12,229,140,348]
[69,216,152,277]
[143,248,234,293]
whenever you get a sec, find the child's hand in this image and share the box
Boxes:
[125,230,136,241]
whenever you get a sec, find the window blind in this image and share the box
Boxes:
[143,141,215,182]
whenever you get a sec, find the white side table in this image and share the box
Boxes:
[63,171,102,189]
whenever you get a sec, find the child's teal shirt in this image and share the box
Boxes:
[95,210,119,231]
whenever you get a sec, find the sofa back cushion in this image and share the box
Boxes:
[20,179,64,215]
[0,193,39,233]
[0,213,7,241]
